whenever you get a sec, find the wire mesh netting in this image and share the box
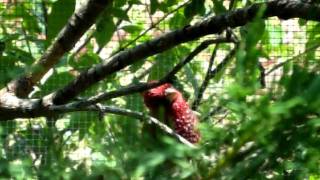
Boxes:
[0,0,319,166]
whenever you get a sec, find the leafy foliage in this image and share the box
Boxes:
[47,0,75,44]
[0,0,320,179]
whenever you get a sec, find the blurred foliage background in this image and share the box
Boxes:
[0,0,320,179]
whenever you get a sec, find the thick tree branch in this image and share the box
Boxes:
[3,0,112,97]
[0,38,230,120]
[1,1,320,120]
[0,94,48,119]
[49,38,230,110]
[45,0,320,105]
[0,95,195,147]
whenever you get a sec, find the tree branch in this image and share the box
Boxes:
[266,43,320,76]
[3,0,112,97]
[192,46,238,111]
[50,104,196,148]
[192,45,219,111]
[49,38,230,110]
[1,1,320,120]
[45,0,320,105]
[0,38,227,120]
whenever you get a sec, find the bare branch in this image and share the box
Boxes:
[51,104,196,148]
[4,0,112,97]
[192,45,220,111]
[50,38,230,109]
[72,32,95,57]
[1,1,320,121]
[192,46,238,111]
[46,0,320,105]
[41,0,48,38]
[266,43,320,76]
[0,38,225,120]
[201,106,224,122]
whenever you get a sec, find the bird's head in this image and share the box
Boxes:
[164,87,180,102]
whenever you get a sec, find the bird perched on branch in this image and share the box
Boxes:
[142,83,172,114]
[164,87,200,144]
[142,83,173,142]
[142,83,200,144]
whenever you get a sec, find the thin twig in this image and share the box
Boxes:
[201,106,224,122]
[209,46,237,79]
[192,44,219,110]
[213,111,229,125]
[72,32,94,57]
[229,0,237,10]
[192,45,238,111]
[21,24,32,55]
[135,66,154,80]
[266,43,320,76]
[74,4,134,57]
[5,0,111,98]
[108,0,191,58]
[44,0,320,105]
[41,0,48,38]
[51,104,196,148]
[258,62,266,88]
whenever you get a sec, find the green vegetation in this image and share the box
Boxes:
[0,0,320,179]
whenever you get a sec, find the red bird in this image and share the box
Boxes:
[142,83,200,144]
[164,87,200,143]
[142,83,172,111]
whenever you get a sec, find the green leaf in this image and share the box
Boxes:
[298,19,307,26]
[94,15,116,49]
[69,52,101,70]
[169,11,189,29]
[184,0,205,19]
[0,56,24,87]
[38,69,74,95]
[129,59,144,72]
[128,0,142,5]
[305,23,320,63]
[69,112,98,140]
[183,64,199,94]
[0,33,20,42]
[7,47,35,65]
[148,50,179,80]
[157,0,179,12]
[212,0,227,14]
[112,8,130,22]
[114,0,127,7]
[22,7,41,34]
[236,16,265,89]
[303,75,320,105]
[47,0,75,43]
[150,0,159,14]
[121,25,143,34]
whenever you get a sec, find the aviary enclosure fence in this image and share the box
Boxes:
[0,0,319,170]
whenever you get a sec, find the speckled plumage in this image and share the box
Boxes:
[165,88,200,143]
[142,83,200,143]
